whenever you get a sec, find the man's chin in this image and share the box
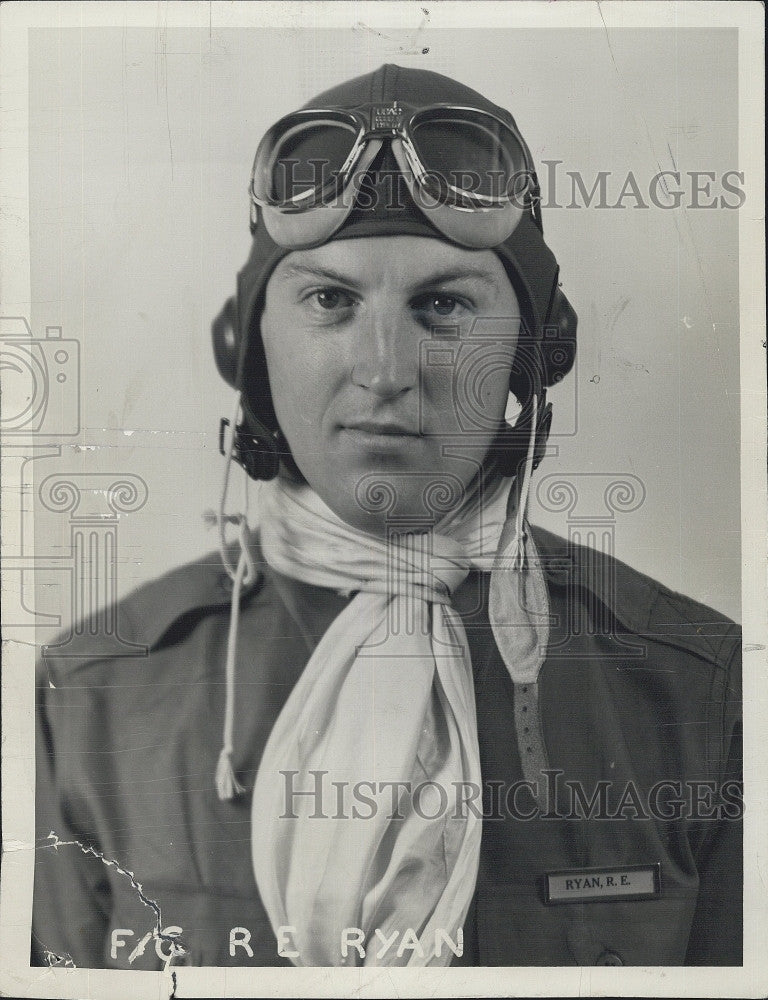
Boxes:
[315,472,472,538]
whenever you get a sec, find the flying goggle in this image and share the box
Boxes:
[249,101,539,250]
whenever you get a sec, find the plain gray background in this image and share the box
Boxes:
[27,25,741,633]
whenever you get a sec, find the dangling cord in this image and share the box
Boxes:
[215,392,257,800]
[512,393,538,570]
[215,517,252,800]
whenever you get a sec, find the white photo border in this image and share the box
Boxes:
[1,2,765,998]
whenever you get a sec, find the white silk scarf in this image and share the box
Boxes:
[251,473,516,967]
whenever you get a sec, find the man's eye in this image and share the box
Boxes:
[413,293,471,319]
[430,295,460,316]
[311,288,354,311]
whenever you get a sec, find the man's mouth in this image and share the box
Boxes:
[342,420,421,438]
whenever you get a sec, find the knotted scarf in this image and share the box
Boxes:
[250,471,549,966]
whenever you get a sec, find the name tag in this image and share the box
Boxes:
[545,863,660,904]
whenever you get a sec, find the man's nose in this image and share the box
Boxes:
[350,313,417,397]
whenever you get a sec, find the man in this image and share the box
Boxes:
[32,64,742,969]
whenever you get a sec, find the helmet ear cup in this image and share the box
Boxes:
[212,294,293,482]
[212,296,241,389]
[540,285,577,388]
[498,280,576,480]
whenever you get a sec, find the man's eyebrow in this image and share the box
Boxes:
[281,263,362,286]
[280,263,502,291]
[408,268,501,292]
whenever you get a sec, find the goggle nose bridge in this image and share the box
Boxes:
[368,101,409,135]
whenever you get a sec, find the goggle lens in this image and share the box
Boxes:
[254,114,359,205]
[409,110,529,201]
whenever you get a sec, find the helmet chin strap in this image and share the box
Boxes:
[511,392,538,570]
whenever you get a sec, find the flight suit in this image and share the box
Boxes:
[32,525,742,968]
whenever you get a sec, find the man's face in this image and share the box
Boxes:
[260,235,520,535]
